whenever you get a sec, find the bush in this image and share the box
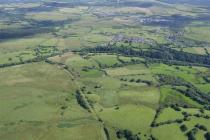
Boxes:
[186,131,196,140]
[182,112,188,117]
[61,105,68,110]
[200,108,205,113]
[130,79,135,82]
[75,90,89,110]
[186,128,198,140]
[205,132,210,140]
[136,79,141,83]
[87,91,92,94]
[171,104,181,111]
[180,124,188,132]
[116,130,124,139]
[116,129,141,140]
[176,119,183,124]
[195,124,207,131]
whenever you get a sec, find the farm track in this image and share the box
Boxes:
[46,58,110,140]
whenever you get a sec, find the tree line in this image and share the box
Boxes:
[157,74,210,107]
[83,44,210,67]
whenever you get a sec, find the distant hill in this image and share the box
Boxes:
[157,0,210,6]
[0,0,42,3]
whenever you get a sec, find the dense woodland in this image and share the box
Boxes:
[85,43,210,66]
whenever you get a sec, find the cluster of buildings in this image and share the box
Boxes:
[112,34,146,43]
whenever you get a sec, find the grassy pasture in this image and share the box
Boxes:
[0,35,51,52]
[80,69,104,78]
[0,62,104,140]
[56,37,82,50]
[184,117,210,133]
[160,86,202,108]
[182,47,207,55]
[79,76,122,107]
[26,9,80,21]
[0,51,24,64]
[98,104,155,137]
[150,63,206,84]
[65,54,98,70]
[90,54,120,67]
[184,25,210,43]
[0,50,37,64]
[48,52,74,63]
[117,74,156,84]
[106,64,150,76]
[196,83,210,93]
[2,3,41,9]
[152,124,187,140]
[118,86,160,109]
[58,6,88,14]
[0,22,24,30]
[92,4,198,17]
[156,107,183,123]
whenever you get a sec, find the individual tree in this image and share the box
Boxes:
[180,124,188,132]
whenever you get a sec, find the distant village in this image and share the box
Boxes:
[112,34,145,43]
